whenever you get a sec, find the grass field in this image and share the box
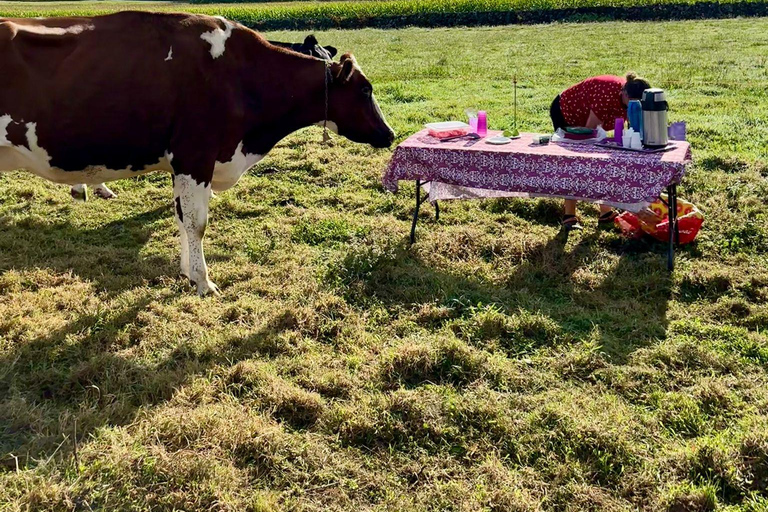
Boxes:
[2,14,768,512]
[2,0,768,30]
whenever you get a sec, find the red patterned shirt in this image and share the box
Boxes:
[559,75,627,128]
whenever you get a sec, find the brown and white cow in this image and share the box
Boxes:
[68,34,339,202]
[0,11,394,295]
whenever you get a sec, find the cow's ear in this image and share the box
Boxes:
[336,53,357,83]
[325,45,338,58]
[304,34,319,47]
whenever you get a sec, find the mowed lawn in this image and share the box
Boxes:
[2,17,768,512]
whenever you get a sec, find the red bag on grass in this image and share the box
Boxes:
[615,194,703,245]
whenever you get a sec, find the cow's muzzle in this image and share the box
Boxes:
[373,129,395,149]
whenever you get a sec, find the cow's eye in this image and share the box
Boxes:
[362,86,372,97]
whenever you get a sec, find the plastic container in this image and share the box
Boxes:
[668,121,686,141]
[466,110,478,134]
[477,111,488,137]
[425,121,470,139]
[563,128,598,140]
[469,116,478,133]
[623,127,634,148]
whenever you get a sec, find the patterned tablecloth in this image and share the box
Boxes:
[383,130,692,212]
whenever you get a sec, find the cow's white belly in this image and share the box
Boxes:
[211,141,263,192]
[1,115,262,189]
[0,146,174,185]
[0,114,174,185]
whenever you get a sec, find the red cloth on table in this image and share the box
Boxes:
[560,75,627,128]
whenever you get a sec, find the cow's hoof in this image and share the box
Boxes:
[94,185,117,200]
[196,280,220,297]
[70,186,87,202]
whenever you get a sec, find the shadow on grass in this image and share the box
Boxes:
[0,203,671,469]
[0,205,248,467]
[333,223,672,362]
[0,206,175,294]
[0,294,168,468]
[0,290,287,470]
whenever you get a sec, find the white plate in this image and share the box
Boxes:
[486,136,513,145]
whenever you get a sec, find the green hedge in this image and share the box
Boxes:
[2,0,767,30]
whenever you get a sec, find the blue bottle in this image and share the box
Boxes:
[628,100,643,137]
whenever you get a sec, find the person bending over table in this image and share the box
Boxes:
[550,72,651,231]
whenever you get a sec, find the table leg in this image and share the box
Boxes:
[672,186,680,246]
[435,201,440,222]
[667,184,678,271]
[410,180,421,245]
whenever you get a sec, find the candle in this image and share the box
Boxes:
[614,118,624,144]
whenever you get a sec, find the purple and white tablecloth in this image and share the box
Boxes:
[383,130,692,212]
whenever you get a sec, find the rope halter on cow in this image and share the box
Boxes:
[323,61,332,144]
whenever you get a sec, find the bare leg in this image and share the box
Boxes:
[598,203,618,227]
[562,199,582,230]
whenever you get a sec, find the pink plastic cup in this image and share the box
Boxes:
[477,111,487,137]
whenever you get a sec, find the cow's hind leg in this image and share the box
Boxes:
[173,173,218,296]
[94,183,117,199]
[71,184,88,201]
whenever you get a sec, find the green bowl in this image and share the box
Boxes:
[565,126,594,135]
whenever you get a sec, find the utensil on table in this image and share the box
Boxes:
[440,133,481,142]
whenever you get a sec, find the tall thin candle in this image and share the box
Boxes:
[512,76,519,137]
[514,76,517,130]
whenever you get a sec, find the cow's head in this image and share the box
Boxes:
[302,35,337,61]
[327,53,394,149]
[269,35,337,61]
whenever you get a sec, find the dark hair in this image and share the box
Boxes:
[624,72,651,100]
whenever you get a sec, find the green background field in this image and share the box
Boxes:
[1,8,768,512]
[2,0,768,29]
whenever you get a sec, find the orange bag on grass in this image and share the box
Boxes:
[615,194,703,244]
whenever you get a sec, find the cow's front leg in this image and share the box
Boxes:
[174,193,190,280]
[93,183,117,199]
[173,173,218,296]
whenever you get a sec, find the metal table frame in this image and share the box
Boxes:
[408,179,681,271]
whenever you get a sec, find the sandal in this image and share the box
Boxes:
[598,210,619,228]
[561,214,583,231]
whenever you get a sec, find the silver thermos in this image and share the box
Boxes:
[641,88,668,147]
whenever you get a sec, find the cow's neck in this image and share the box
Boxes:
[242,52,326,156]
